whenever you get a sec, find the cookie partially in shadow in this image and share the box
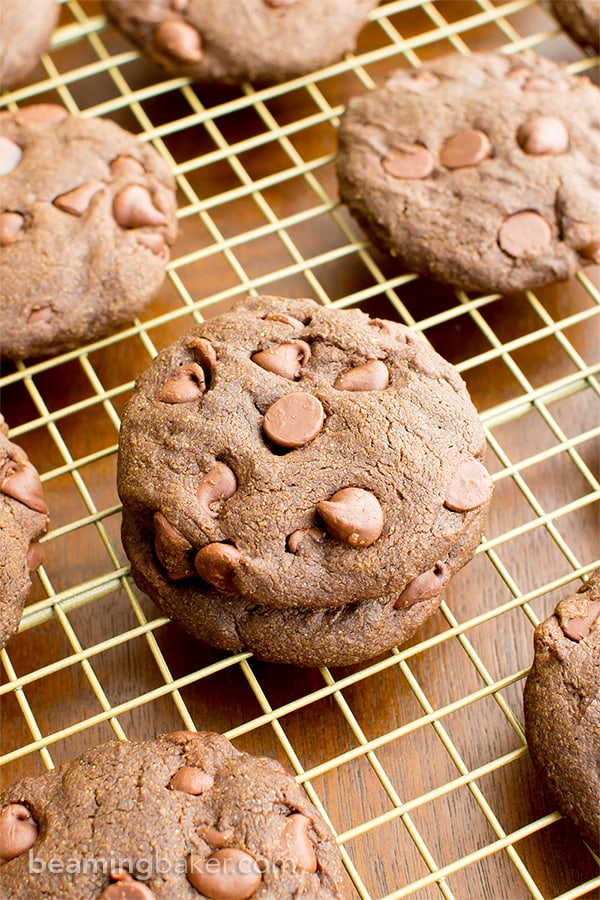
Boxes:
[551,0,600,51]
[0,416,49,650]
[336,52,600,295]
[523,570,600,851]
[0,731,348,898]
[104,0,377,84]
[0,0,60,90]
[0,104,178,360]
[117,294,493,666]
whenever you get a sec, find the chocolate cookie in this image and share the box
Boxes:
[0,104,178,360]
[336,52,600,295]
[0,416,49,650]
[104,0,377,85]
[523,570,600,851]
[0,731,347,898]
[0,0,60,90]
[551,0,600,51]
[117,294,492,666]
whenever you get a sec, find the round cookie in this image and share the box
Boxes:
[0,104,178,360]
[117,294,493,666]
[551,0,600,51]
[0,731,347,898]
[336,52,600,295]
[0,416,49,650]
[523,570,600,851]
[0,0,60,91]
[104,0,377,85]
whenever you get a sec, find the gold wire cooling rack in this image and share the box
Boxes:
[1,1,599,897]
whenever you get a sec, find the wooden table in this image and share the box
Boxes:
[1,2,599,897]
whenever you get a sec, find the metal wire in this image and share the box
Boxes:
[1,1,599,897]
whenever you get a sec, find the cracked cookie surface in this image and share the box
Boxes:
[0,731,347,899]
[523,570,600,851]
[104,0,377,85]
[117,295,492,666]
[336,52,600,294]
[0,104,178,360]
[0,416,49,650]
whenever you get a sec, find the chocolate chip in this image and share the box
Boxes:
[263,392,324,448]
[0,212,25,246]
[27,305,53,325]
[199,826,235,849]
[334,359,389,391]
[444,459,493,512]
[14,104,67,124]
[279,814,317,872]
[517,116,569,155]
[287,527,325,553]
[155,19,203,62]
[0,458,48,515]
[53,180,104,216]
[522,77,569,93]
[195,543,244,593]
[394,561,450,608]
[560,598,600,642]
[498,211,552,259]
[153,511,195,580]
[113,185,167,229]
[109,155,145,178]
[169,766,214,794]
[136,232,169,260]
[382,144,435,180]
[187,336,217,373]
[187,849,262,900]
[26,541,44,572]
[263,312,305,328]
[439,129,491,169]
[0,804,38,861]
[197,462,237,517]
[264,0,298,6]
[252,340,311,380]
[100,872,157,900]
[317,487,383,547]
[159,363,206,403]
[369,318,411,342]
[579,237,600,263]
[0,137,23,175]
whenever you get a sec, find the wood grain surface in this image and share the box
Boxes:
[1,2,599,898]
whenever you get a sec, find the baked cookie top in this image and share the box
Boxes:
[523,570,600,851]
[117,295,492,614]
[0,731,347,899]
[0,416,49,650]
[0,104,178,360]
[104,0,377,84]
[0,0,59,90]
[336,52,600,294]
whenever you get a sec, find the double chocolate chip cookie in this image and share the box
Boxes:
[336,52,600,295]
[551,0,600,51]
[0,416,49,650]
[0,0,60,91]
[104,0,377,85]
[0,731,347,898]
[117,295,493,666]
[0,104,178,360]
[523,570,599,851]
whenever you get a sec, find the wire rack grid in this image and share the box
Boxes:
[1,1,599,898]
